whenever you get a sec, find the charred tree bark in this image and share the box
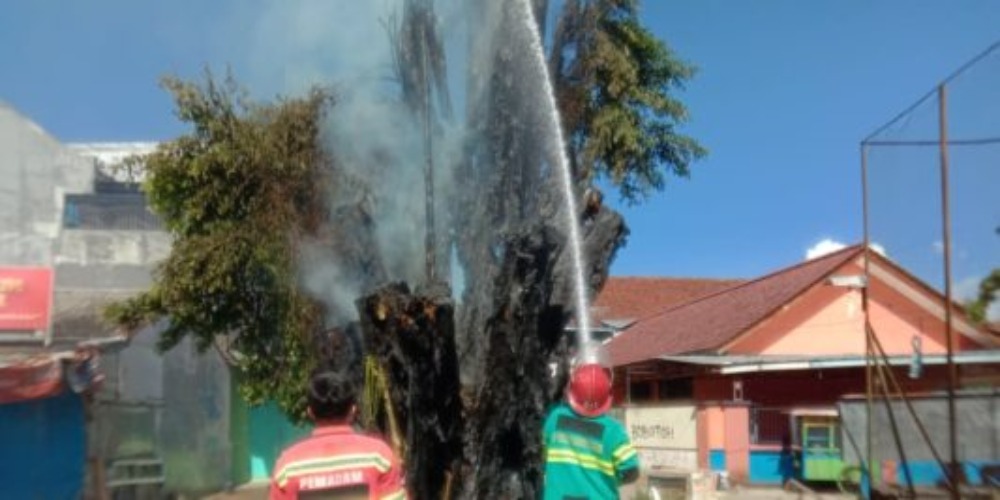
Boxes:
[356,283,464,500]
[349,2,629,499]
[354,198,624,500]
[462,203,626,499]
[455,0,553,390]
[461,225,566,499]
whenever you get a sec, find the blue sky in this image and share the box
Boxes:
[1,0,998,282]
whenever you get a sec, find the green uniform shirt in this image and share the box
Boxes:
[542,402,639,500]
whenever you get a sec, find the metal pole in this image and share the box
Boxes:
[861,143,875,488]
[938,83,961,497]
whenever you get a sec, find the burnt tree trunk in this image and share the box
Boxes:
[356,283,464,500]
[356,203,625,499]
[352,2,628,498]
[462,225,568,499]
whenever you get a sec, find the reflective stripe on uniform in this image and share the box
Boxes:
[612,443,637,465]
[546,448,615,476]
[275,453,391,488]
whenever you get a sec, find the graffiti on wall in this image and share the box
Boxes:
[625,405,698,449]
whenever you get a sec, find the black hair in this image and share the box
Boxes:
[307,369,357,420]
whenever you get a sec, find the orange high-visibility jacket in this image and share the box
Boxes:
[269,424,406,500]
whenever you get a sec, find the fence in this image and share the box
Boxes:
[839,390,1000,486]
[861,40,1000,493]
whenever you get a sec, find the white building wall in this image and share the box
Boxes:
[0,102,94,265]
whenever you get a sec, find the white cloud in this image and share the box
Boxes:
[804,238,887,261]
[806,238,846,260]
[932,240,944,254]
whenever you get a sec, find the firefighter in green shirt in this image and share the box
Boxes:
[542,362,640,499]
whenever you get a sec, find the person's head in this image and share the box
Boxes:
[307,369,357,422]
[567,363,613,418]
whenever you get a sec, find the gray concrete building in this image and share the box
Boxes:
[0,101,236,498]
[0,101,94,266]
[0,100,169,346]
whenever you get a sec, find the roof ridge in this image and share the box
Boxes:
[608,276,743,282]
[628,244,864,326]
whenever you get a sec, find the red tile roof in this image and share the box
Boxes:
[607,245,865,366]
[589,277,743,328]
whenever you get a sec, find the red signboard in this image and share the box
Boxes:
[0,267,54,334]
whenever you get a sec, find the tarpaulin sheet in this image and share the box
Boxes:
[0,391,86,499]
[0,356,63,404]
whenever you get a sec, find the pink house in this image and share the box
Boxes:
[602,245,998,486]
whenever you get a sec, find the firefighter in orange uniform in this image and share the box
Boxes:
[270,370,407,500]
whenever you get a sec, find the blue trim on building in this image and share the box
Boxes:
[749,449,796,485]
[896,461,1000,487]
[709,449,726,471]
[749,450,783,484]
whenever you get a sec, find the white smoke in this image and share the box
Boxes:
[298,242,365,322]
[222,0,488,325]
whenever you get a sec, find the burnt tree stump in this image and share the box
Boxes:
[356,283,464,500]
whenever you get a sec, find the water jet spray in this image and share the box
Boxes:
[515,0,594,360]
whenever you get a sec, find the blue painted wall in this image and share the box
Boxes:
[709,449,726,472]
[749,449,796,485]
[895,461,1000,487]
[0,391,85,499]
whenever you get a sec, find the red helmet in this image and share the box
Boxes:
[567,363,612,418]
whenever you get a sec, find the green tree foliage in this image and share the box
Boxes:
[105,74,333,419]
[551,0,706,203]
[967,228,999,325]
[968,269,999,324]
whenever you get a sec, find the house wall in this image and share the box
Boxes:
[694,367,955,408]
[727,260,985,357]
[56,229,171,267]
[722,404,750,483]
[160,337,232,495]
[621,404,700,472]
[229,372,312,484]
[727,285,864,356]
[689,366,999,486]
[866,266,981,353]
[0,103,93,266]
